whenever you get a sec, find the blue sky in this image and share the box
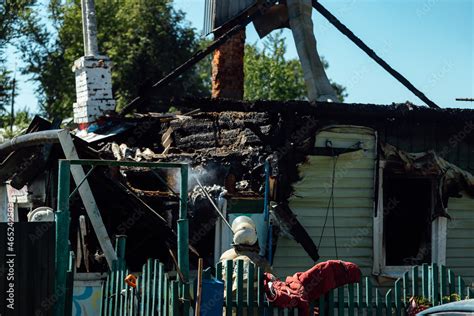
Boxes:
[7,0,474,113]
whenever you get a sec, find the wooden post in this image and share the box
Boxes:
[57,130,117,268]
[195,258,204,316]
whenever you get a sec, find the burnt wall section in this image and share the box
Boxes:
[159,98,474,174]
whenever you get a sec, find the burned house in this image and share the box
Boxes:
[1,0,473,314]
[1,99,474,303]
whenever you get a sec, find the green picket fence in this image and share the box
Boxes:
[101,256,473,316]
[100,237,473,315]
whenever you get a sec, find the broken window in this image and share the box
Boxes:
[383,176,432,266]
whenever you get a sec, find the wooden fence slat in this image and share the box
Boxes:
[338,286,344,316]
[348,283,355,316]
[412,266,419,297]
[319,295,326,316]
[163,274,169,316]
[158,262,164,316]
[375,289,382,316]
[123,268,129,316]
[247,263,255,316]
[365,277,372,316]
[422,263,429,299]
[226,260,233,316]
[237,260,244,316]
[394,279,402,316]
[171,280,179,315]
[385,289,392,316]
[440,265,447,302]
[258,267,264,315]
[328,289,335,316]
[144,259,151,315]
[448,269,456,296]
[108,260,117,316]
[356,282,362,315]
[139,263,146,315]
[102,272,109,315]
[118,262,125,316]
[432,263,439,305]
[402,271,409,303]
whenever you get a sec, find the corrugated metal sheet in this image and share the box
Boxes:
[203,0,257,34]
[446,194,474,286]
[272,125,377,278]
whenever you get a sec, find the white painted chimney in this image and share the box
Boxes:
[73,0,115,126]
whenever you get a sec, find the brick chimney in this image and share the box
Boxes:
[73,0,115,128]
[211,29,246,100]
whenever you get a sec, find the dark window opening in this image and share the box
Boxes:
[383,177,432,266]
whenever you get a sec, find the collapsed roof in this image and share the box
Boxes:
[2,99,474,271]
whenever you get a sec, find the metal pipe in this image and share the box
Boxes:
[0,129,62,156]
[82,0,99,56]
[260,160,271,257]
[194,177,233,231]
[54,160,71,316]
[178,165,190,315]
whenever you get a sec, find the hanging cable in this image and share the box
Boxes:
[331,155,339,259]
[317,145,339,259]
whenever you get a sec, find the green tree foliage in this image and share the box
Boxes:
[244,31,347,102]
[0,108,32,139]
[16,0,208,119]
[1,0,35,111]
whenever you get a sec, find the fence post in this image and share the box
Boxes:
[257,267,265,315]
[319,294,326,316]
[237,260,244,315]
[247,263,255,316]
[394,279,402,316]
[422,264,429,299]
[157,262,164,316]
[348,283,355,316]
[226,260,233,315]
[385,289,392,316]
[171,280,179,315]
[54,159,71,316]
[375,289,382,316]
[163,274,169,316]
[432,264,439,305]
[402,271,409,303]
[412,266,419,297]
[448,269,455,296]
[337,286,344,316]
[365,278,372,316]
[440,265,447,301]
[328,289,334,316]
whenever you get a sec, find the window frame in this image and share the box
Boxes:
[373,160,447,278]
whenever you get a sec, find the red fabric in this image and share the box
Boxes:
[264,260,361,314]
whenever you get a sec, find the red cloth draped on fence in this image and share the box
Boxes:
[264,260,362,314]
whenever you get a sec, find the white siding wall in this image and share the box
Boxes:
[446,194,474,287]
[273,126,377,278]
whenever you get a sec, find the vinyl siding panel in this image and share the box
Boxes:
[273,126,377,278]
[446,194,474,286]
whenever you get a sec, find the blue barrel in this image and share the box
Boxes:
[200,278,224,316]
